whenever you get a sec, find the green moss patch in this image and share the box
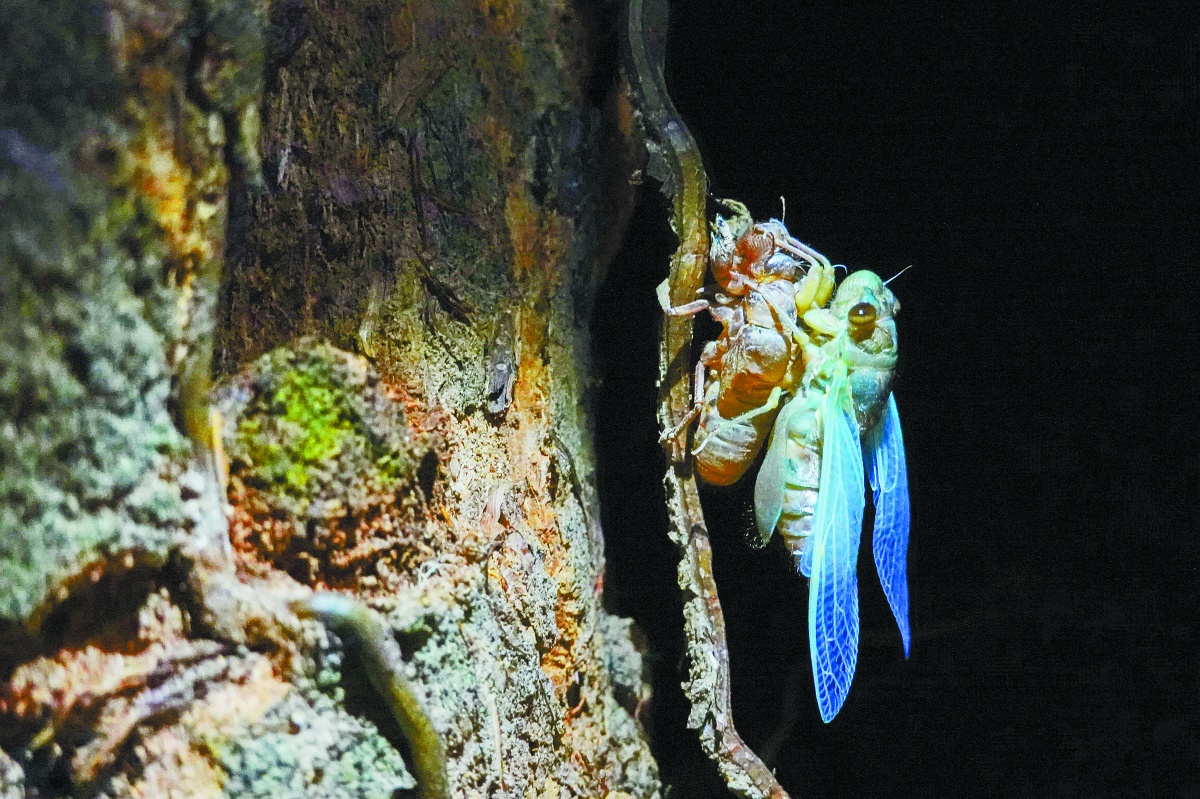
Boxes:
[224,340,415,512]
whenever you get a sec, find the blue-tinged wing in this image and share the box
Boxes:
[808,376,866,723]
[862,408,884,496]
[754,395,803,547]
[863,394,911,657]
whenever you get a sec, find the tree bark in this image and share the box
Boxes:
[1,0,657,797]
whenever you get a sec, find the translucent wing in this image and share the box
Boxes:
[798,525,814,577]
[863,394,912,656]
[754,395,803,547]
[862,409,884,495]
[862,393,901,497]
[808,376,866,722]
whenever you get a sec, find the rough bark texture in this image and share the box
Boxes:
[1,0,658,797]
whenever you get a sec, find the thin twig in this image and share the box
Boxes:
[295,594,450,799]
[621,1,791,797]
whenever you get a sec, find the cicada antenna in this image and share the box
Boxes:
[884,265,914,285]
[779,195,786,223]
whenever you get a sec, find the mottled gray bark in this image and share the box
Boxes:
[0,0,658,797]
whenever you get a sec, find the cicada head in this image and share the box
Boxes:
[831,270,899,324]
[710,216,739,289]
[831,271,899,358]
[710,201,755,293]
[829,270,900,431]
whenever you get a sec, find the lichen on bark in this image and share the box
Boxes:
[215,0,660,793]
[0,0,223,635]
[2,0,660,796]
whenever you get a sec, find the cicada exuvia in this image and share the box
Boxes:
[660,201,835,485]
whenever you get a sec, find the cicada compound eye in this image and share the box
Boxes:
[847,302,877,342]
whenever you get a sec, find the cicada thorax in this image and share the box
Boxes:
[714,282,798,414]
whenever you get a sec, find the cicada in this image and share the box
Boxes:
[754,269,911,722]
[661,201,836,486]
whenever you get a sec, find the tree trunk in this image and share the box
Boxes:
[0,0,657,796]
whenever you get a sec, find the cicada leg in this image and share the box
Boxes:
[794,262,836,317]
[776,234,836,313]
[759,288,810,349]
[656,278,747,317]
[692,385,783,456]
[660,354,712,444]
[802,306,842,338]
[655,278,708,316]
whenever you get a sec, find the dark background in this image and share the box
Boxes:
[594,2,1199,797]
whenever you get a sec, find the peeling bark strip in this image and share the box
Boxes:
[621,0,791,797]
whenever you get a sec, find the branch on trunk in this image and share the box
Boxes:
[621,1,791,797]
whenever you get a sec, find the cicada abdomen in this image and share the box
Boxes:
[752,388,822,557]
[715,280,800,410]
[754,269,911,723]
[692,380,779,486]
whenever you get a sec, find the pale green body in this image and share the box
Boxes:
[755,270,900,562]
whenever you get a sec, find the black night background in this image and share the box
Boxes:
[594,2,1198,796]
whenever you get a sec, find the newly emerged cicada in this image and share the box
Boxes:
[753,269,911,722]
